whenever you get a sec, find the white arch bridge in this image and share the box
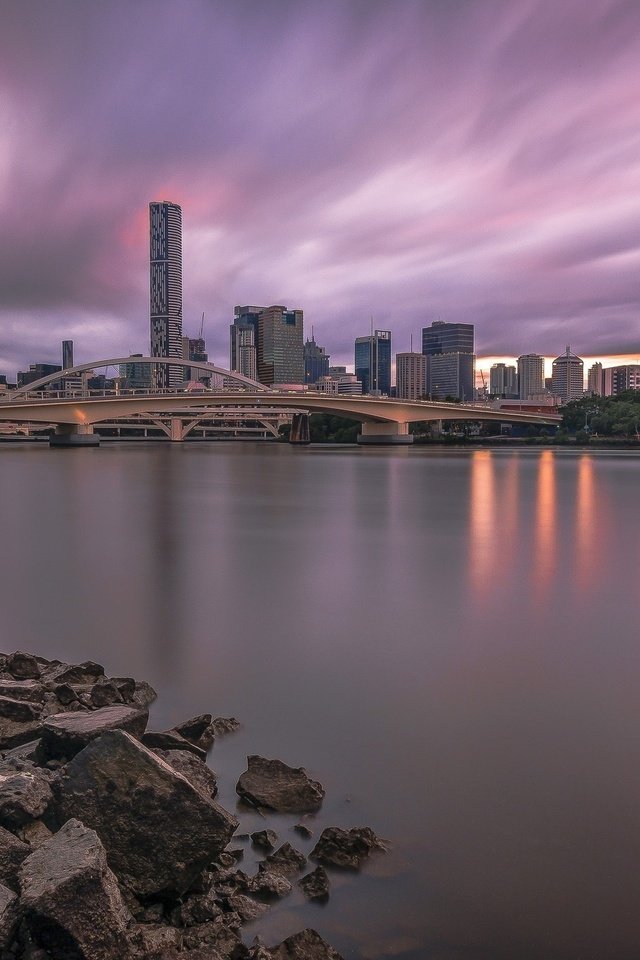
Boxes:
[0,356,561,445]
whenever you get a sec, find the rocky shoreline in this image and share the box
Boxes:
[0,651,385,960]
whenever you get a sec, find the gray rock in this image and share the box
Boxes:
[251,829,278,851]
[51,683,77,706]
[246,869,292,900]
[129,923,181,959]
[89,679,124,708]
[293,822,314,839]
[0,825,30,892]
[153,749,218,799]
[268,929,344,959]
[142,728,206,758]
[39,704,148,761]
[132,680,157,708]
[55,730,238,898]
[298,866,330,902]
[310,827,385,870]
[0,713,42,751]
[0,881,18,949]
[1,739,41,763]
[225,893,268,923]
[19,818,132,960]
[110,677,136,702]
[262,842,306,877]
[0,696,41,723]
[212,717,241,737]
[0,771,53,828]
[174,714,216,752]
[180,918,243,955]
[5,652,41,681]
[0,681,45,704]
[237,756,324,814]
[172,889,222,926]
[18,820,54,849]
[44,660,105,685]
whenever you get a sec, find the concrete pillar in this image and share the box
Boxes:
[170,418,184,442]
[289,413,311,445]
[49,423,100,447]
[357,421,413,445]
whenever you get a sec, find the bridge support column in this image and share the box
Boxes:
[357,421,413,445]
[50,424,100,447]
[170,418,184,442]
[289,413,311,445]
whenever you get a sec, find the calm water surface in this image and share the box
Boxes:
[1,443,639,960]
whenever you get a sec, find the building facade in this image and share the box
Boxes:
[355,330,391,395]
[610,364,640,395]
[517,354,545,400]
[489,363,518,398]
[230,323,257,381]
[396,352,427,399]
[587,362,604,395]
[257,305,304,386]
[422,321,475,401]
[149,200,183,388]
[120,355,152,390]
[62,340,74,371]
[551,347,584,402]
[303,336,330,385]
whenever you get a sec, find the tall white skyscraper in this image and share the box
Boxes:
[150,201,183,388]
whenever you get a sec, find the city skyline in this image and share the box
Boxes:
[0,0,638,376]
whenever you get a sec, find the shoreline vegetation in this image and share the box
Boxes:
[0,651,385,960]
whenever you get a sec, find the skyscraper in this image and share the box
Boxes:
[62,340,74,371]
[396,352,427,399]
[587,362,604,395]
[489,363,517,398]
[517,354,545,400]
[551,347,584,402]
[230,322,257,381]
[149,201,183,389]
[258,305,304,385]
[303,335,330,385]
[421,321,475,401]
[355,330,391,395]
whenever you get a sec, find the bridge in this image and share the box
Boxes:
[0,356,561,445]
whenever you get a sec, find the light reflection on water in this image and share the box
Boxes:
[1,443,639,960]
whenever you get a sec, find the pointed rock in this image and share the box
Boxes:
[237,756,324,814]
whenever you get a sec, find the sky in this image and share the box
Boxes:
[0,0,639,378]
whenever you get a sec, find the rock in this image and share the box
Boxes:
[0,825,30,892]
[262,842,306,877]
[18,818,132,960]
[246,869,292,900]
[180,918,243,955]
[174,714,216,752]
[111,677,136,702]
[298,866,330,902]
[0,712,42,751]
[5,652,41,681]
[268,928,344,959]
[0,681,45,704]
[129,923,181,959]
[0,696,41,723]
[0,771,53,828]
[132,680,157,708]
[55,730,238,898]
[225,893,268,923]
[212,716,241,737]
[18,820,53,849]
[236,756,324,814]
[38,704,148,761]
[0,881,18,949]
[172,889,222,926]
[293,822,314,839]
[89,679,124,708]
[51,683,77,706]
[251,829,278,851]
[1,739,41,763]
[154,749,218,799]
[44,661,105,685]
[310,827,385,870]
[142,728,206,758]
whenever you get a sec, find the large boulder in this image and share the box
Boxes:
[55,730,238,898]
[153,748,218,799]
[236,756,324,814]
[262,842,307,877]
[43,661,105,686]
[4,652,41,681]
[38,704,148,761]
[266,929,344,959]
[18,818,132,960]
[310,827,385,870]
[0,881,18,949]
[0,680,45,703]
[0,825,30,892]
[0,771,53,829]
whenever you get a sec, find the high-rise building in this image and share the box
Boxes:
[149,200,183,389]
[489,363,518,398]
[230,322,257,381]
[303,336,330,385]
[422,321,475,401]
[17,363,62,389]
[396,352,427,399]
[517,354,545,400]
[355,330,391,395]
[610,364,640,395]
[587,362,604,395]
[551,347,584,402]
[62,340,74,371]
[120,355,152,390]
[258,305,304,385]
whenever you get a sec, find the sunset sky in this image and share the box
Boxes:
[1,0,638,377]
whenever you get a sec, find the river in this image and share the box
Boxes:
[1,442,639,960]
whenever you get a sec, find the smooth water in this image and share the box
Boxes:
[1,443,639,960]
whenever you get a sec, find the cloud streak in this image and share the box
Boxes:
[0,0,638,374]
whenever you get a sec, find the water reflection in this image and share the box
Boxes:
[468,451,496,596]
[533,450,557,602]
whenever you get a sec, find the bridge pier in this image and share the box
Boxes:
[289,413,311,445]
[49,424,100,447]
[357,421,413,445]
